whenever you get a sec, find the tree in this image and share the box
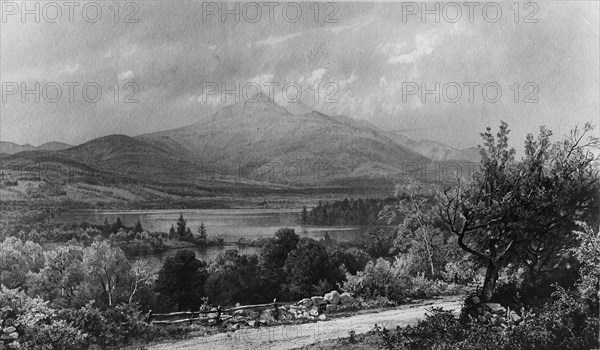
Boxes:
[127,258,154,304]
[0,237,44,289]
[112,217,123,233]
[133,219,143,233]
[155,250,207,311]
[380,179,452,278]
[301,206,308,224]
[176,214,186,238]
[83,241,130,307]
[27,245,85,307]
[168,225,176,239]
[198,222,208,241]
[284,238,333,299]
[259,228,300,299]
[205,250,263,305]
[437,122,599,301]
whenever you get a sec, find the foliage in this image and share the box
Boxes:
[306,198,394,226]
[284,237,335,299]
[83,241,131,307]
[205,250,265,305]
[572,222,600,301]
[155,250,208,311]
[437,122,600,301]
[375,286,599,350]
[0,237,44,289]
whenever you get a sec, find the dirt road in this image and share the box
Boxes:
[148,298,462,350]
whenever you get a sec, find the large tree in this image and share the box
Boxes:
[155,250,207,311]
[438,122,599,301]
[83,241,130,307]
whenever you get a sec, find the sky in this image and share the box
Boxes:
[1,1,599,150]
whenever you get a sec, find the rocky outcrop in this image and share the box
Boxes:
[467,296,522,331]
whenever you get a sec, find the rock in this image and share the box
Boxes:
[309,308,319,317]
[3,327,15,334]
[491,326,502,332]
[260,309,276,323]
[325,304,337,313]
[481,303,502,312]
[324,290,341,305]
[477,315,487,323]
[483,311,492,318]
[476,307,483,314]
[508,311,522,323]
[318,314,326,321]
[0,334,13,341]
[340,292,354,304]
[7,333,17,340]
[311,296,326,305]
[299,298,313,307]
[247,320,258,328]
[492,307,507,315]
[303,311,310,318]
[208,319,216,325]
[230,323,241,331]
[471,296,480,304]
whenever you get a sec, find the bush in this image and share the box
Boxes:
[375,287,600,350]
[342,258,411,302]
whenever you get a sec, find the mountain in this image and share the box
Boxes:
[4,97,456,193]
[37,142,73,151]
[386,131,480,163]
[138,93,430,184]
[0,141,72,154]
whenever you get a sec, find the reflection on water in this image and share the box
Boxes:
[54,208,371,269]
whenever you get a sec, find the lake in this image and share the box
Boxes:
[53,208,369,267]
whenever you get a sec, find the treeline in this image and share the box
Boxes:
[302,198,396,226]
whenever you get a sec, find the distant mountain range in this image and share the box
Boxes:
[0,141,72,154]
[1,95,480,190]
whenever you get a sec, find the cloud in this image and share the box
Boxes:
[327,18,373,34]
[388,31,439,64]
[254,32,302,46]
[306,68,327,85]
[121,46,137,57]
[59,63,80,75]
[118,70,134,81]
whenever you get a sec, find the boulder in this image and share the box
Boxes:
[324,290,341,305]
[247,320,258,328]
[477,315,487,323]
[471,296,481,304]
[3,327,16,334]
[325,304,337,313]
[230,323,241,331]
[340,292,354,304]
[311,296,326,305]
[309,308,319,317]
[318,314,326,321]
